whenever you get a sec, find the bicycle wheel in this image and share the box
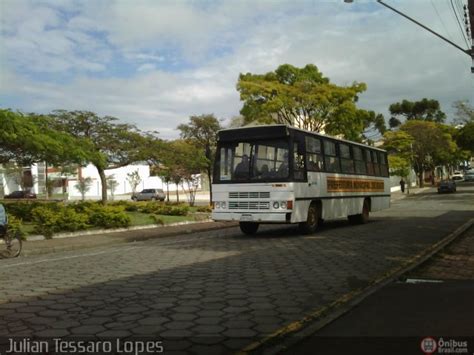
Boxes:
[5,233,22,258]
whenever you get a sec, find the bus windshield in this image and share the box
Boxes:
[215,139,290,183]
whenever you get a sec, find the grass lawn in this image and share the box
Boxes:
[127,212,198,226]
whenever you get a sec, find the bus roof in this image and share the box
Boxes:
[217,124,386,152]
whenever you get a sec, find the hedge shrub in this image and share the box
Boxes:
[5,214,25,239]
[30,203,130,237]
[4,199,190,238]
[140,202,189,216]
[88,206,131,229]
[196,205,212,213]
[31,206,61,238]
[2,201,53,222]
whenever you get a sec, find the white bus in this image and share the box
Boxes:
[212,125,390,235]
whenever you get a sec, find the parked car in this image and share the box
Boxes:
[451,171,464,182]
[131,188,165,201]
[464,172,474,182]
[437,180,456,193]
[4,190,37,199]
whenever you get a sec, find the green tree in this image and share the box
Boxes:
[107,174,119,201]
[405,121,455,186]
[383,130,415,185]
[0,110,90,199]
[75,177,93,200]
[126,170,142,197]
[456,122,474,154]
[388,98,446,128]
[237,64,379,140]
[51,110,150,203]
[385,121,456,186]
[437,124,470,171]
[388,155,411,180]
[0,110,89,166]
[453,100,474,124]
[152,165,172,202]
[160,140,207,206]
[177,114,221,204]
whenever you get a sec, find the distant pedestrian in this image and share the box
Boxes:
[400,178,406,193]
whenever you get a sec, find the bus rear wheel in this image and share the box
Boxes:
[348,199,370,225]
[298,203,319,234]
[239,222,259,235]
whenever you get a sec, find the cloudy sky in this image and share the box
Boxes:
[1,0,473,139]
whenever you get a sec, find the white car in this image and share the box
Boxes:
[451,171,464,181]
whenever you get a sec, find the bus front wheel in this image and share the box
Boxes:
[298,203,319,234]
[240,222,259,235]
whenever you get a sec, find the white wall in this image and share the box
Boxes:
[0,164,38,195]
[68,164,154,199]
[66,164,203,200]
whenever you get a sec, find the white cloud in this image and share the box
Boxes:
[1,0,473,140]
[137,63,157,72]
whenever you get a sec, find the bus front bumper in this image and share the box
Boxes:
[212,211,290,223]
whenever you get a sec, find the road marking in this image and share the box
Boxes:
[1,246,138,268]
[404,278,444,284]
[2,233,225,269]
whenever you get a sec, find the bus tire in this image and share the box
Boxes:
[349,199,370,225]
[239,222,259,235]
[298,203,319,234]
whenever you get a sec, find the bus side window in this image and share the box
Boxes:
[323,140,340,173]
[293,142,305,180]
[305,136,323,172]
[217,147,233,181]
[372,151,381,176]
[366,150,374,175]
[353,146,367,174]
[339,143,354,174]
[379,152,389,177]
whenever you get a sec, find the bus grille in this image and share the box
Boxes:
[228,201,270,210]
[228,192,270,199]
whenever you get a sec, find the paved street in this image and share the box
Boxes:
[289,185,474,355]
[1,184,473,354]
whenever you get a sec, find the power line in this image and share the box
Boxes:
[432,0,470,68]
[456,0,465,18]
[431,0,457,44]
[450,0,471,47]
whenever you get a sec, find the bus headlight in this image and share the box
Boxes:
[221,201,226,209]
[214,202,220,209]
[271,201,292,210]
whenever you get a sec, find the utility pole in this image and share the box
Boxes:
[469,0,474,72]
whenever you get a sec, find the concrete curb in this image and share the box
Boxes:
[239,218,474,355]
[390,187,431,202]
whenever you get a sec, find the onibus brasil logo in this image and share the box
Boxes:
[421,336,469,354]
[421,337,438,354]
